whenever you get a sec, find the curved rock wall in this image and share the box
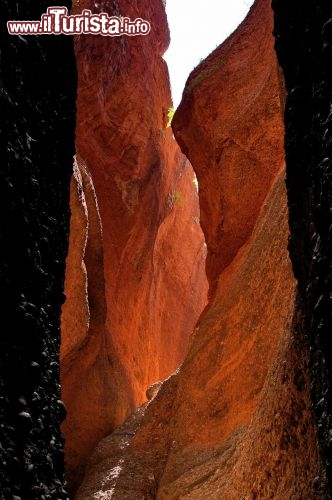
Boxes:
[61,0,208,490]
[173,0,285,298]
[76,1,326,498]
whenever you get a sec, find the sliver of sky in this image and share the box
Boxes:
[163,0,255,108]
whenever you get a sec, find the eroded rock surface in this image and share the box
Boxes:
[76,1,326,498]
[77,169,309,498]
[173,0,285,299]
[61,155,132,492]
[61,0,208,490]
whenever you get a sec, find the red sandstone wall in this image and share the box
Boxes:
[61,0,208,490]
[174,0,285,298]
[76,1,325,498]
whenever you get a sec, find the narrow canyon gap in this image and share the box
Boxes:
[1,0,332,499]
[77,0,328,497]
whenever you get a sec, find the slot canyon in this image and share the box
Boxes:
[0,1,332,499]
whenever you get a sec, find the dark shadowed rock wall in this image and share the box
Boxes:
[0,2,76,497]
[273,2,332,495]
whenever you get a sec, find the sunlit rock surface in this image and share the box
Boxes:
[76,1,325,498]
[61,0,208,491]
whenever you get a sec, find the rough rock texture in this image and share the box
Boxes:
[173,0,286,299]
[75,403,150,500]
[273,1,332,494]
[61,155,133,494]
[77,1,325,498]
[77,170,307,498]
[0,1,76,498]
[61,0,208,491]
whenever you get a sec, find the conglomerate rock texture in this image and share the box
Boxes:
[61,0,208,491]
[77,0,327,498]
[0,1,76,498]
[273,1,332,494]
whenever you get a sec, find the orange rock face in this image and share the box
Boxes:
[61,0,207,491]
[76,0,325,498]
[61,156,133,490]
[78,173,323,499]
[173,0,285,299]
